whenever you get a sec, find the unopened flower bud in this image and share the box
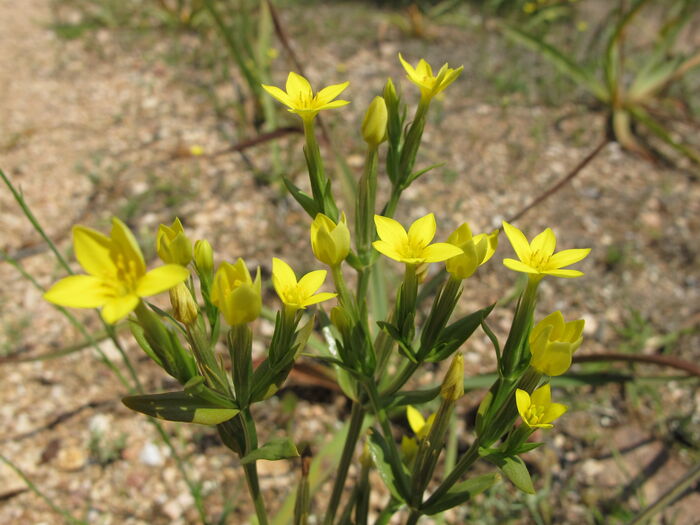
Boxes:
[169,282,198,325]
[361,96,388,147]
[310,213,350,266]
[440,353,464,401]
[157,218,193,266]
[211,259,262,325]
[529,311,584,376]
[194,239,214,276]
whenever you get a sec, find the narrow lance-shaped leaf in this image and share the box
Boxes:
[421,473,500,515]
[240,438,300,464]
[122,391,239,425]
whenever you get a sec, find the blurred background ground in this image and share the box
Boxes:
[0,0,699,523]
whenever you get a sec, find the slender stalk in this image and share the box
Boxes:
[422,441,481,509]
[406,510,421,525]
[322,401,365,525]
[241,409,269,525]
[0,453,86,525]
[628,462,700,525]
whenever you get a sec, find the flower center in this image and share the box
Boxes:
[114,253,140,293]
[526,404,546,425]
[528,249,551,270]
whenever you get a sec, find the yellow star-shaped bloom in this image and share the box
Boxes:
[502,221,590,279]
[262,72,349,122]
[373,213,462,265]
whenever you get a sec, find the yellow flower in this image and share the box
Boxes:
[157,218,193,266]
[361,96,388,147]
[398,53,463,102]
[529,311,584,376]
[516,384,568,429]
[401,405,436,459]
[211,259,262,325]
[262,72,349,122]
[44,218,189,324]
[502,221,590,279]
[372,213,462,265]
[310,213,351,266]
[272,258,336,310]
[445,223,498,280]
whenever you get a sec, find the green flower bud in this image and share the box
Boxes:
[169,282,198,325]
[440,353,464,401]
[361,96,388,147]
[194,239,214,276]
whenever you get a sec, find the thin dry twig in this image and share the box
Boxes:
[505,138,610,225]
[573,352,700,378]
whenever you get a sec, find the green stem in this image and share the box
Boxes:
[241,409,269,525]
[322,401,365,525]
[380,360,418,397]
[331,264,358,319]
[0,453,87,524]
[406,510,421,525]
[422,440,481,510]
[500,277,539,378]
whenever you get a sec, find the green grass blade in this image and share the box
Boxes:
[501,25,607,102]
[629,105,700,164]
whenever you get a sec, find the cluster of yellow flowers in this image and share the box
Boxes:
[42,54,593,518]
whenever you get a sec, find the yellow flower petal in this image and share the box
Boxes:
[73,226,117,277]
[286,71,312,100]
[421,242,463,263]
[101,294,139,324]
[110,218,146,276]
[503,258,539,274]
[301,291,337,307]
[542,402,568,424]
[407,213,437,248]
[44,275,112,308]
[531,383,552,407]
[297,269,327,297]
[530,228,556,258]
[543,268,584,278]
[399,53,418,79]
[547,248,591,269]
[317,99,350,110]
[261,84,294,108]
[374,215,408,246]
[272,257,297,296]
[515,389,531,423]
[502,221,531,262]
[136,265,189,297]
[372,240,404,261]
[406,405,426,435]
[316,81,349,105]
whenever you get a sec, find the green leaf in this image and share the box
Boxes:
[484,454,535,494]
[628,105,700,164]
[282,176,319,218]
[367,430,410,503]
[421,473,500,515]
[122,392,239,425]
[512,442,544,454]
[383,387,441,410]
[426,304,495,362]
[403,162,445,188]
[240,438,300,464]
[501,25,607,101]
